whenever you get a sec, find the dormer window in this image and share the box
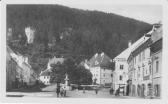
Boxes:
[95,60,99,65]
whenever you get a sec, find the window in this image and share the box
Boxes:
[156,61,159,73]
[119,75,123,80]
[149,65,152,74]
[154,84,160,97]
[134,57,136,64]
[103,74,105,77]
[138,68,140,78]
[139,53,141,62]
[95,61,99,65]
[142,51,145,60]
[120,65,124,70]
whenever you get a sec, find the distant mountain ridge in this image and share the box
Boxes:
[7,5,152,73]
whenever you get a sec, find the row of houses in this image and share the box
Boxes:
[6,45,37,91]
[38,23,162,95]
[113,23,162,98]
[39,53,113,86]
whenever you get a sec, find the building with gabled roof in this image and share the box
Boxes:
[6,46,18,90]
[6,45,37,90]
[87,52,113,86]
[113,35,150,95]
[39,69,51,85]
[126,23,162,97]
[150,23,162,98]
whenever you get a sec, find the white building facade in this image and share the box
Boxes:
[88,52,113,86]
[150,24,162,98]
[130,43,152,97]
[7,46,37,86]
[113,58,128,94]
[127,24,162,98]
[90,66,113,86]
[113,35,150,95]
[39,70,51,85]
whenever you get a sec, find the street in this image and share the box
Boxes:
[6,88,142,99]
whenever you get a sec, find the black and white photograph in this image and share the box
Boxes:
[1,0,168,103]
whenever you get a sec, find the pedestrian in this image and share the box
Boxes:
[115,88,120,96]
[112,88,114,94]
[56,83,60,97]
[83,87,85,93]
[64,86,66,97]
[95,87,98,94]
[109,88,114,95]
[60,87,64,97]
[109,88,112,95]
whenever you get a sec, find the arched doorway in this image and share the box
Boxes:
[154,84,160,97]
[132,85,136,96]
[137,85,141,96]
[148,83,152,96]
[141,84,145,97]
[126,80,131,96]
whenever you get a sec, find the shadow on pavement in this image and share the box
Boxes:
[6,95,24,97]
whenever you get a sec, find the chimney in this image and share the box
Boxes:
[101,52,104,56]
[95,53,98,58]
[128,41,132,48]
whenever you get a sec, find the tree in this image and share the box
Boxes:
[7,5,152,77]
[50,62,65,83]
[50,58,92,85]
[75,66,92,85]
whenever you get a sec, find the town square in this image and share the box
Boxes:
[3,1,163,100]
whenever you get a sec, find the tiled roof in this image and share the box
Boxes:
[47,56,64,69]
[40,69,51,76]
[114,36,150,60]
[88,52,112,68]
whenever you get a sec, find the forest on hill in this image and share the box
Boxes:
[7,5,152,74]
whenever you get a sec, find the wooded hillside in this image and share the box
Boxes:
[7,5,152,73]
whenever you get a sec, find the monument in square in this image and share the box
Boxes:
[64,73,71,90]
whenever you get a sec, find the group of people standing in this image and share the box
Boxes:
[56,83,66,97]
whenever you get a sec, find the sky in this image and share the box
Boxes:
[52,0,163,24]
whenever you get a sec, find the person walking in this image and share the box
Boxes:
[109,88,114,95]
[95,87,98,94]
[83,87,85,93]
[115,88,120,96]
[63,86,66,97]
[56,83,60,97]
[60,86,64,97]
